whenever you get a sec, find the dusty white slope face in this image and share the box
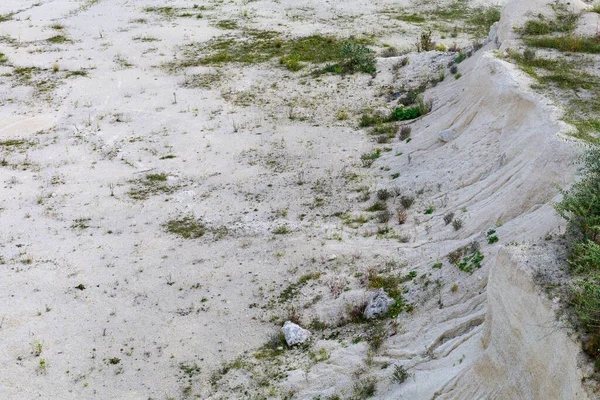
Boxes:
[283,42,588,400]
[0,0,595,399]
[437,247,589,399]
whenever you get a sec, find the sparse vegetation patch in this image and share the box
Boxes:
[174,32,375,74]
[127,173,177,200]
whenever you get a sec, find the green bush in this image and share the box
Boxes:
[569,241,600,273]
[556,145,600,362]
[359,113,386,127]
[390,106,421,121]
[555,176,600,244]
[353,377,377,399]
[390,365,409,384]
[324,40,376,74]
[572,278,600,331]
[390,95,431,121]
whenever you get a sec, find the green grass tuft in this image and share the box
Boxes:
[525,35,600,54]
[174,32,375,74]
[47,35,69,44]
[163,216,206,239]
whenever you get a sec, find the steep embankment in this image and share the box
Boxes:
[284,0,593,398]
[0,0,594,398]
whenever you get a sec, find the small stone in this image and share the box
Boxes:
[438,128,458,143]
[364,289,395,319]
[282,321,311,346]
[327,254,337,261]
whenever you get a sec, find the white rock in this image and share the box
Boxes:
[282,321,311,346]
[438,128,458,143]
[486,21,498,45]
[364,289,395,319]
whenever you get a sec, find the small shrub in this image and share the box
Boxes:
[359,113,385,128]
[272,225,290,234]
[390,365,409,384]
[447,242,480,265]
[397,90,420,107]
[376,211,391,223]
[336,109,349,120]
[370,123,398,137]
[416,29,434,52]
[456,249,484,273]
[569,241,600,274]
[555,146,600,243]
[361,150,382,167]
[486,229,499,244]
[324,40,376,74]
[444,212,455,225]
[435,43,447,52]
[366,201,387,212]
[390,105,422,121]
[353,377,377,399]
[376,134,391,144]
[400,196,414,209]
[572,279,600,332]
[377,189,391,201]
[415,95,432,116]
[396,210,408,225]
[452,218,463,230]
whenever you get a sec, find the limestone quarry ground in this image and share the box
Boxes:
[0,0,599,399]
